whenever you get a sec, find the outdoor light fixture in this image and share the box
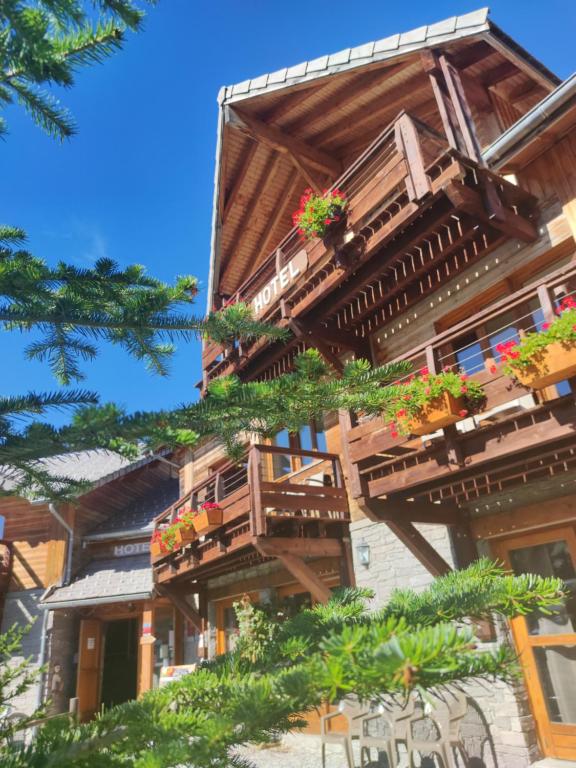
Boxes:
[356,539,371,567]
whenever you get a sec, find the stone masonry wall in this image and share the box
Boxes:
[349,519,542,767]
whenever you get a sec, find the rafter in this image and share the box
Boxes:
[220,152,282,289]
[289,317,345,373]
[311,72,429,147]
[225,106,341,178]
[223,142,259,220]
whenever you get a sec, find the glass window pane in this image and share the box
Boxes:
[272,430,291,478]
[509,540,576,635]
[533,646,576,723]
[453,332,485,375]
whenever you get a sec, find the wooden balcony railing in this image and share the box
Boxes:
[152,445,349,585]
[203,110,537,387]
[345,262,576,506]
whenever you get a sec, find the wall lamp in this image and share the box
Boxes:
[356,539,371,567]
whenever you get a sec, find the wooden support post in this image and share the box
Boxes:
[537,284,556,324]
[438,53,483,163]
[394,113,431,201]
[338,409,364,499]
[138,603,154,696]
[340,537,356,588]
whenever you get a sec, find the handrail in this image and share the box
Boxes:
[385,261,576,369]
[254,443,341,462]
[210,110,449,315]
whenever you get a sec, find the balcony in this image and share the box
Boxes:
[152,445,350,594]
[345,263,576,512]
[203,111,537,387]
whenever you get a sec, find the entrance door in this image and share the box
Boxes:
[494,528,576,759]
[100,619,138,709]
[77,619,103,721]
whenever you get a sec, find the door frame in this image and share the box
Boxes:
[493,525,576,759]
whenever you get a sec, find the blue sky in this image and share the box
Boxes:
[3,0,575,418]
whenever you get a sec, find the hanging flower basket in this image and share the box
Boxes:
[408,391,466,435]
[498,297,576,389]
[292,188,347,242]
[192,502,223,534]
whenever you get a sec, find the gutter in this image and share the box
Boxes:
[483,72,576,169]
[83,526,153,543]
[206,93,226,314]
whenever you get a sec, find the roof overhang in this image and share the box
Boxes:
[206,8,559,310]
[40,590,153,611]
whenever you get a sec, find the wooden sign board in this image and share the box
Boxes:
[251,249,308,318]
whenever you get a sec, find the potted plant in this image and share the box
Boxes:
[173,509,197,546]
[497,296,576,389]
[292,187,347,245]
[381,368,484,437]
[150,529,168,559]
[192,501,223,534]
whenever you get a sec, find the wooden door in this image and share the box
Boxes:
[494,527,576,759]
[215,592,258,655]
[76,619,103,721]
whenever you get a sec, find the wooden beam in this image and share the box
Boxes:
[444,181,537,242]
[226,106,341,178]
[358,496,461,526]
[482,61,518,88]
[285,61,409,136]
[254,537,344,558]
[451,41,495,70]
[223,143,258,219]
[312,72,428,147]
[358,497,452,576]
[276,552,333,603]
[289,317,345,373]
[157,585,203,631]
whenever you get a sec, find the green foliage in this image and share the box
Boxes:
[499,298,576,377]
[0,623,45,749]
[0,561,566,766]
[292,187,347,240]
[203,302,288,347]
[359,368,485,436]
[0,0,154,139]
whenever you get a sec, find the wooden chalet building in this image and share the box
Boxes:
[0,450,204,722]
[150,8,576,764]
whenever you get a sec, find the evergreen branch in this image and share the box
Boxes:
[8,78,76,139]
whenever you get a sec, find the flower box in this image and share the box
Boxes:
[192,505,223,534]
[174,527,196,546]
[408,392,465,436]
[150,540,164,559]
[510,342,576,390]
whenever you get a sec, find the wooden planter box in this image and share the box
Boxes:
[192,507,223,534]
[174,527,196,546]
[150,540,164,560]
[409,392,465,436]
[511,342,576,389]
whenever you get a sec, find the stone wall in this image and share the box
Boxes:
[349,519,542,767]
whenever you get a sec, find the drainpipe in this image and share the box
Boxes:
[35,598,51,710]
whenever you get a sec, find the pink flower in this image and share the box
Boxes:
[420,367,429,376]
[460,386,468,394]
[542,322,551,331]
[459,409,468,418]
[396,408,407,418]
[391,430,398,439]
[490,365,497,374]
[425,387,431,395]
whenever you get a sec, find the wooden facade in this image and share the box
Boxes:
[151,12,576,762]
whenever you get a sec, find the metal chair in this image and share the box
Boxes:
[359,695,416,768]
[406,689,468,768]
[320,696,369,768]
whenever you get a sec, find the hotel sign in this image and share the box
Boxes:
[251,249,308,318]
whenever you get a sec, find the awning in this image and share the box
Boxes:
[41,554,153,610]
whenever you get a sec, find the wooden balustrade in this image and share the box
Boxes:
[345,262,576,504]
[201,112,454,384]
[151,445,350,584]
